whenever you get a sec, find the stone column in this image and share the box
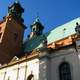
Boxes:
[39,48,51,80]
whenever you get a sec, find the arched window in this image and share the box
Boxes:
[59,62,72,80]
[27,74,34,80]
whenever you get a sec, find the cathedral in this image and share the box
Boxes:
[0,1,80,80]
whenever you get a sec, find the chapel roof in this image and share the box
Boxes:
[24,17,80,52]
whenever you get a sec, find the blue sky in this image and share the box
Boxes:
[0,0,80,40]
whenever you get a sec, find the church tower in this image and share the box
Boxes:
[8,0,24,23]
[0,1,26,64]
[29,17,44,39]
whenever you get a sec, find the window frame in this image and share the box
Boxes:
[59,62,72,80]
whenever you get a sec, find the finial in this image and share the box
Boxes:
[35,13,40,22]
[36,16,39,22]
[15,0,19,3]
[33,14,40,24]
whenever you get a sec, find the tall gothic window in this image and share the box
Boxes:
[59,62,72,80]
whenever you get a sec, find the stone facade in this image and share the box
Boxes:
[0,44,80,80]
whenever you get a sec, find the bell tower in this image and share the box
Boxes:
[8,0,24,22]
[29,17,44,39]
[0,1,26,64]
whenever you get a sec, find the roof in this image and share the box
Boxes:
[24,17,80,52]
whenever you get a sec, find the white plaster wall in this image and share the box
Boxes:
[0,68,6,80]
[26,58,39,80]
[50,49,80,80]
[0,48,80,80]
[0,58,39,80]
[5,64,18,80]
